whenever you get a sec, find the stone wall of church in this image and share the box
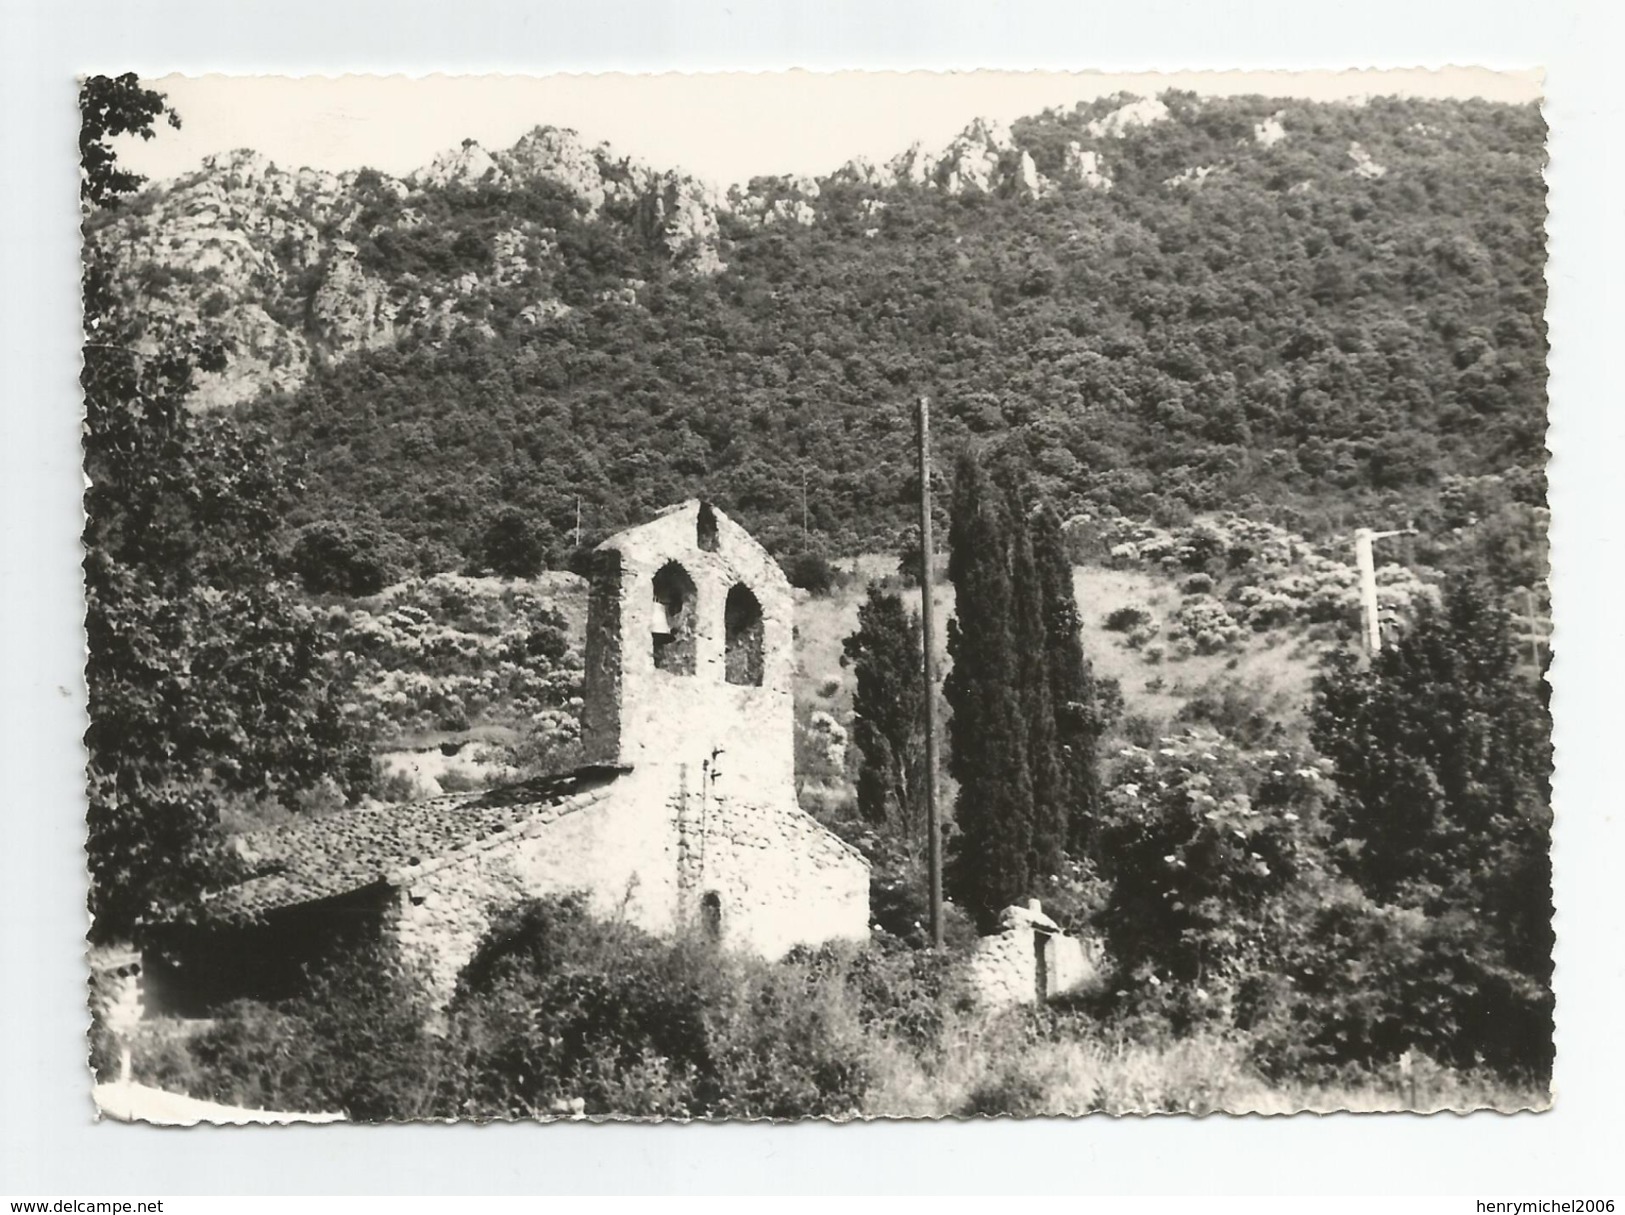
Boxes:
[387,778,681,1004]
[681,790,871,960]
[386,768,868,1005]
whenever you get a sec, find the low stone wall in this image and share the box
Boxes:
[966,904,1100,1009]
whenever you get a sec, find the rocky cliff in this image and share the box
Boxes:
[88,127,728,408]
[90,100,1192,409]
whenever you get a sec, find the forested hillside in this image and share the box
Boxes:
[91,91,1547,575]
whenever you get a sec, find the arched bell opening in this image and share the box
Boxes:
[724,583,764,686]
[651,561,698,675]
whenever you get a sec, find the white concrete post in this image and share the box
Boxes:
[1354,526,1416,654]
[1355,528,1380,654]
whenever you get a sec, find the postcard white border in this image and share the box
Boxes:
[2,0,1622,1197]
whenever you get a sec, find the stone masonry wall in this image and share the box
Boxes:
[967,920,1099,1010]
[388,765,868,1004]
[388,777,681,1003]
[680,789,870,959]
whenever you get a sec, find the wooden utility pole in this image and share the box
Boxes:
[915,396,944,949]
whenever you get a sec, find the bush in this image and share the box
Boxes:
[1240,883,1554,1084]
[1174,673,1293,748]
[1094,731,1330,1016]
[447,894,874,1119]
[1177,525,1228,574]
[290,520,410,596]
[1169,595,1243,654]
[1125,623,1159,649]
[370,763,425,804]
[784,550,837,595]
[837,935,977,1050]
[160,940,447,1119]
[864,850,981,954]
[1104,604,1152,632]
[477,507,554,578]
[959,1067,1049,1117]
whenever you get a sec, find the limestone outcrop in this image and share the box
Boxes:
[90,128,728,408]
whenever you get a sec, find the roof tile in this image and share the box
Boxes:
[200,767,627,921]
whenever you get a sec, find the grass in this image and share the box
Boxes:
[862,1016,1549,1117]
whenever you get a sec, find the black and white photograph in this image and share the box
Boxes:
[77,68,1554,1123]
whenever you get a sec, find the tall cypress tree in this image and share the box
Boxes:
[1005,481,1064,884]
[944,450,1034,927]
[842,584,927,847]
[1029,502,1112,857]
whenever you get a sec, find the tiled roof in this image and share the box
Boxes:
[200,767,627,921]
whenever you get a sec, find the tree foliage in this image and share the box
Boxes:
[1310,576,1551,916]
[842,584,927,843]
[175,92,1552,569]
[1307,576,1553,1072]
[943,453,1121,926]
[1094,733,1330,1016]
[82,77,365,941]
[289,519,410,596]
[1030,503,1117,854]
[476,505,554,578]
[79,73,179,209]
[943,451,1035,925]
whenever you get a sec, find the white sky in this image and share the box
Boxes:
[114,68,1543,190]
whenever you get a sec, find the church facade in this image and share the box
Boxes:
[148,501,870,1011]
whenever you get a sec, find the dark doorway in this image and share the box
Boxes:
[701,891,723,942]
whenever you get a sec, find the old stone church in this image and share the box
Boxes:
[148,501,871,1011]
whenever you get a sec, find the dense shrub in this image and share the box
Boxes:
[1239,883,1553,1084]
[476,507,554,578]
[145,940,447,1119]
[1093,731,1332,1025]
[1169,595,1243,654]
[1174,673,1295,748]
[336,576,581,743]
[447,894,873,1119]
[290,520,410,596]
[783,550,837,596]
[1104,604,1152,632]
